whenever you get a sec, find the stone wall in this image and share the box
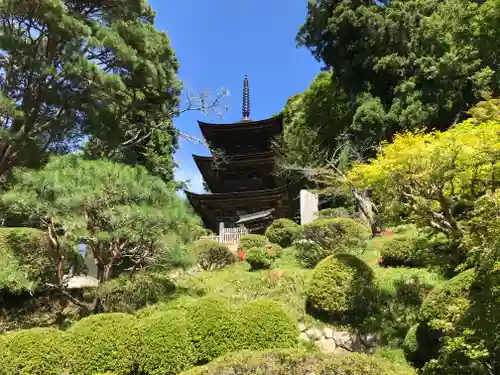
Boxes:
[298,322,378,355]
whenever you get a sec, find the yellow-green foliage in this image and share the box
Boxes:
[349,120,500,236]
[137,310,196,375]
[419,269,475,333]
[237,300,298,350]
[170,296,240,365]
[245,244,282,270]
[178,349,417,375]
[296,218,370,268]
[65,313,139,375]
[91,272,176,313]
[0,328,67,375]
[265,218,299,247]
[0,228,54,291]
[192,239,235,271]
[306,253,375,322]
[237,234,268,252]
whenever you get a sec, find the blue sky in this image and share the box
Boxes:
[149,0,321,194]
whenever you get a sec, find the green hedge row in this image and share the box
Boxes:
[0,297,298,375]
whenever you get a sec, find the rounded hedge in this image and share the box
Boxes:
[193,239,235,271]
[245,244,282,270]
[177,349,417,375]
[419,269,475,333]
[295,218,370,268]
[265,218,299,247]
[137,310,197,375]
[181,296,240,364]
[237,234,268,252]
[66,313,139,375]
[0,327,68,375]
[237,300,298,350]
[306,253,375,323]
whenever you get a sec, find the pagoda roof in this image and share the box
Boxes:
[198,113,283,142]
[185,184,288,202]
[185,185,289,230]
[193,150,276,165]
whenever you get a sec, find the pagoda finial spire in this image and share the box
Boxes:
[242,74,250,120]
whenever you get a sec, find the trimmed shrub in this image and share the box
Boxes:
[306,253,375,323]
[137,310,197,375]
[237,300,298,350]
[181,296,240,364]
[295,218,370,267]
[237,234,268,252]
[193,239,235,271]
[0,228,55,287]
[317,207,355,219]
[419,269,475,333]
[91,272,176,313]
[0,327,68,375]
[177,349,417,375]
[265,218,299,247]
[66,313,138,375]
[245,244,282,270]
[402,323,438,368]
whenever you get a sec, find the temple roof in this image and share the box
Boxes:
[197,113,283,152]
[193,150,276,165]
[185,184,288,202]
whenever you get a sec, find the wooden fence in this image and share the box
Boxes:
[200,225,248,245]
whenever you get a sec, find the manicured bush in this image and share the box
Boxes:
[181,296,240,364]
[265,218,299,247]
[317,206,355,219]
[237,300,298,350]
[66,313,139,375]
[0,228,55,287]
[0,327,68,375]
[237,234,268,252]
[137,310,197,375]
[402,323,438,368]
[177,349,417,375]
[306,253,375,323]
[91,272,176,313]
[295,218,370,267]
[245,244,283,270]
[419,269,475,333]
[193,239,235,271]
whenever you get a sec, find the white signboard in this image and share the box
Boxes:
[300,189,319,225]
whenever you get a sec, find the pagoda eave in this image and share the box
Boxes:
[185,184,288,202]
[198,113,283,141]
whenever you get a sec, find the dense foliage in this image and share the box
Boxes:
[295,217,369,267]
[237,234,269,252]
[265,218,300,247]
[178,349,417,375]
[245,244,282,270]
[0,0,182,181]
[192,240,235,271]
[1,155,198,283]
[306,253,375,323]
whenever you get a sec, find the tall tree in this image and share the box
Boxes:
[297,0,499,139]
[0,0,197,183]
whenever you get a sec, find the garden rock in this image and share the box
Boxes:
[315,338,336,354]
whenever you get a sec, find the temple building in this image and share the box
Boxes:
[185,76,299,234]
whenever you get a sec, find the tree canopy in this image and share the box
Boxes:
[0,0,181,182]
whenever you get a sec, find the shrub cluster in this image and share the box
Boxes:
[295,218,370,267]
[245,244,283,270]
[306,253,375,323]
[0,296,299,375]
[91,272,176,313]
[237,234,269,252]
[265,218,299,247]
[177,349,416,375]
[193,239,235,271]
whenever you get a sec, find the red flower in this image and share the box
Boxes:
[238,251,245,261]
[270,270,282,280]
[385,231,393,237]
[267,246,273,254]
[424,289,432,294]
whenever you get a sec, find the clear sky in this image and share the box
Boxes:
[149,0,322,194]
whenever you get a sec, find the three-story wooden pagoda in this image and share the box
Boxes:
[185,76,298,234]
